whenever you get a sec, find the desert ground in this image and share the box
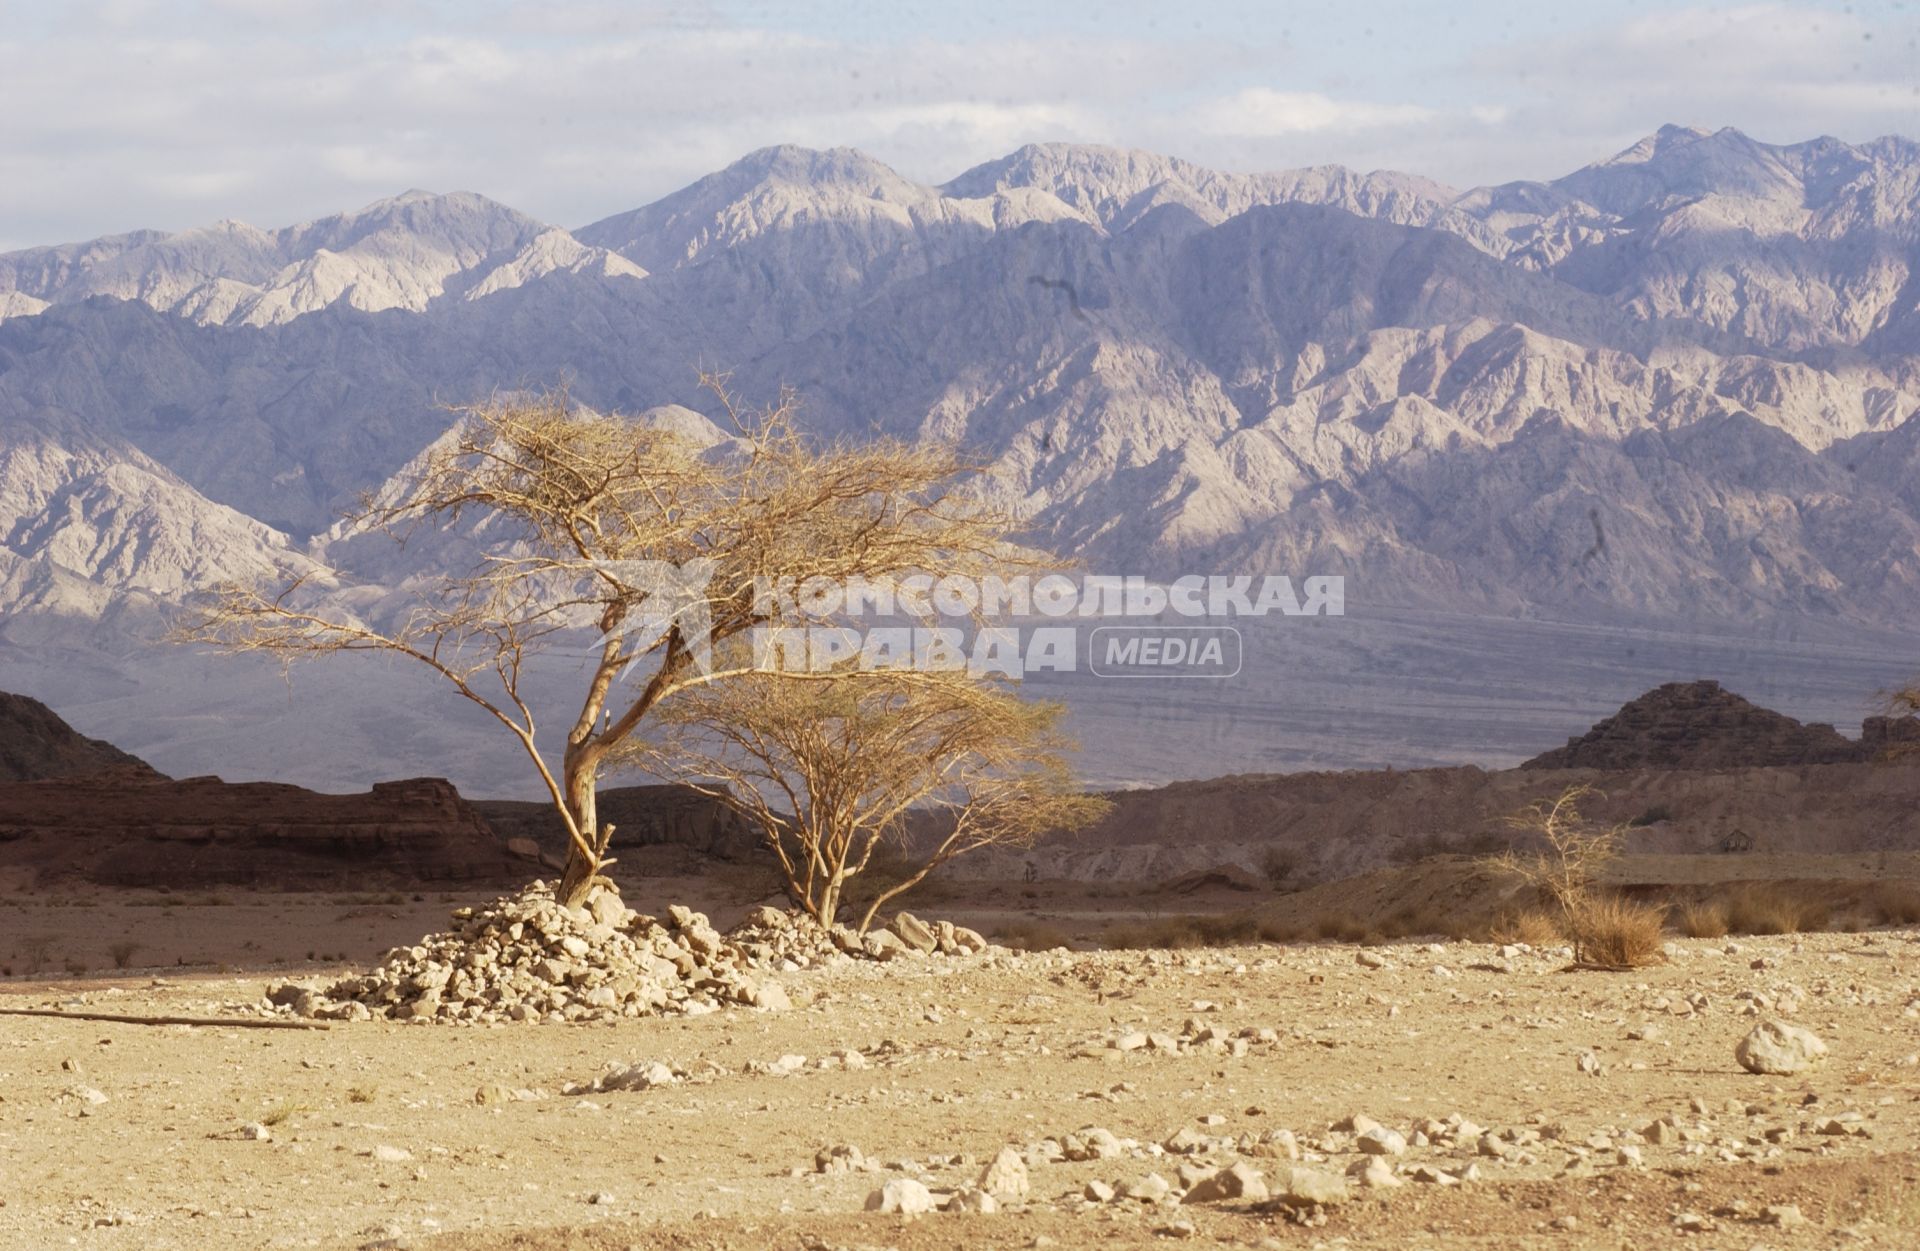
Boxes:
[4,856,1920,1251]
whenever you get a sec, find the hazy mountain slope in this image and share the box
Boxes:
[0,191,647,329]
[0,417,325,622]
[2,129,1920,640]
[0,688,156,781]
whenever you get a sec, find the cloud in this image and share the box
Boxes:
[0,1,1916,248]
[1186,88,1435,138]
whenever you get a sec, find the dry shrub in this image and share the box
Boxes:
[1488,909,1565,947]
[1565,895,1667,968]
[1724,884,1825,935]
[1257,918,1304,943]
[994,920,1075,951]
[1868,882,1920,926]
[1103,914,1260,950]
[1676,899,1730,939]
[1311,913,1368,943]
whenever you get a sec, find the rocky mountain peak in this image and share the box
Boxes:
[0,689,158,781]
[1521,680,1869,771]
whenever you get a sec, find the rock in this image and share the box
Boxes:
[1249,1129,1300,1161]
[597,1060,677,1092]
[1347,1157,1401,1188]
[889,912,939,954]
[864,1178,935,1215]
[1355,950,1389,969]
[979,1146,1030,1200]
[1163,1126,1210,1154]
[815,1144,873,1175]
[1122,1172,1173,1202]
[1154,1219,1199,1238]
[946,1186,999,1214]
[1114,1031,1150,1052]
[864,929,914,961]
[1083,1179,1117,1203]
[1063,1127,1124,1161]
[1355,1126,1407,1156]
[68,1086,109,1105]
[749,981,791,1011]
[1736,1020,1828,1075]
[1271,1167,1348,1208]
[236,1122,272,1142]
[504,837,543,861]
[1182,1161,1268,1204]
[949,925,989,954]
[370,1145,412,1163]
[1762,1204,1808,1228]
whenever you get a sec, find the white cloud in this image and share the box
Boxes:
[1187,88,1434,138]
[0,2,1916,248]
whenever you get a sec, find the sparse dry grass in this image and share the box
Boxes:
[1724,884,1827,935]
[993,920,1075,951]
[1103,914,1261,949]
[1676,899,1730,938]
[1565,894,1667,968]
[1488,908,1565,947]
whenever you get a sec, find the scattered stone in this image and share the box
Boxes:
[1122,1173,1174,1203]
[269,881,790,1025]
[945,1186,999,1214]
[369,1145,412,1164]
[1163,1126,1210,1154]
[979,1146,1030,1201]
[1762,1204,1809,1228]
[1084,1180,1117,1203]
[1736,1020,1828,1075]
[1183,1161,1268,1205]
[1355,1126,1407,1156]
[864,1177,935,1215]
[1347,1157,1402,1188]
[815,1144,876,1175]
[1270,1166,1348,1208]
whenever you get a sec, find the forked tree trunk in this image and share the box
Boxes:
[556,743,607,908]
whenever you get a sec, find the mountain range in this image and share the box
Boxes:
[3,124,1918,788]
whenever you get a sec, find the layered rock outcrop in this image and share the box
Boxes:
[0,772,516,887]
[0,689,157,782]
[1521,681,1874,771]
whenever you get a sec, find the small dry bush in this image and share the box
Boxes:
[994,920,1074,951]
[1488,909,1565,947]
[1676,899,1730,938]
[1868,882,1920,925]
[1103,914,1259,949]
[1565,895,1667,968]
[1311,913,1368,943]
[1256,918,1304,943]
[1724,884,1825,935]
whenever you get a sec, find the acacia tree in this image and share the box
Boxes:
[1492,784,1664,968]
[629,665,1109,932]
[179,380,1026,907]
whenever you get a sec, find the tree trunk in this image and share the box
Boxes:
[556,742,605,908]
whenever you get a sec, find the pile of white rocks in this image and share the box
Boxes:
[266,881,789,1024]
[725,906,991,969]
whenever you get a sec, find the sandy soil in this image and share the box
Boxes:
[4,882,1920,1251]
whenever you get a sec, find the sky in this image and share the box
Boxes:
[1,0,1918,249]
